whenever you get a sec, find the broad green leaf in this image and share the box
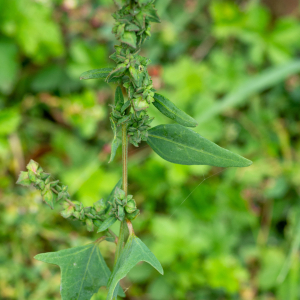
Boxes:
[147,124,252,167]
[79,68,113,80]
[120,32,137,48]
[97,216,117,233]
[153,93,197,127]
[35,243,124,300]
[107,234,163,300]
[197,60,300,124]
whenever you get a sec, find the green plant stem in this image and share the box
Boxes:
[122,123,128,196]
[113,123,128,266]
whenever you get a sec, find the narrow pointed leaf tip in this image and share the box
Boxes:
[107,234,163,300]
[35,244,124,300]
[147,124,252,167]
[80,68,113,80]
[153,93,198,127]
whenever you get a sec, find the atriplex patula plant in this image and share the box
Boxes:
[17,0,252,299]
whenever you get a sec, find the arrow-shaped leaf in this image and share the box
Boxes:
[35,243,125,300]
[80,68,113,80]
[147,124,252,167]
[106,234,163,300]
[153,93,198,127]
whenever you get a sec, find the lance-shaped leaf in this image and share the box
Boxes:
[147,124,252,167]
[106,234,163,300]
[109,117,121,163]
[35,243,125,300]
[97,216,117,233]
[80,68,113,80]
[114,86,124,107]
[153,93,198,127]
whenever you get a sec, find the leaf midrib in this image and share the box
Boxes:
[148,133,240,163]
[155,96,191,124]
[76,244,97,300]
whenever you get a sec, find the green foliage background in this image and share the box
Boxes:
[1,0,300,299]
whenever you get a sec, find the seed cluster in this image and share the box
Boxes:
[17,160,138,232]
[108,0,160,147]
[108,187,140,221]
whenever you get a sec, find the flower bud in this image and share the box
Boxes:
[94,199,107,214]
[133,96,149,111]
[127,209,140,220]
[61,206,74,219]
[125,199,137,214]
[117,206,125,221]
[86,219,94,232]
[28,170,37,182]
[115,187,125,200]
[26,160,39,173]
[73,211,80,219]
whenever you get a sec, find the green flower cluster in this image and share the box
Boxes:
[108,187,140,221]
[107,0,160,146]
[127,113,153,146]
[16,160,114,233]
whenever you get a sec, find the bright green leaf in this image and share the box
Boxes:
[109,118,121,163]
[153,93,198,127]
[97,216,117,233]
[107,234,163,300]
[16,171,31,186]
[80,68,113,80]
[147,124,252,167]
[0,107,21,136]
[120,32,137,48]
[26,159,39,173]
[0,39,19,94]
[109,137,121,164]
[35,243,124,300]
[43,189,54,209]
[115,86,124,107]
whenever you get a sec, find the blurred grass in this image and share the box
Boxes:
[1,0,300,299]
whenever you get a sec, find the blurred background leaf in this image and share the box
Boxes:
[1,0,300,299]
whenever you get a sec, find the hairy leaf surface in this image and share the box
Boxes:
[153,93,197,127]
[80,68,113,80]
[147,124,252,167]
[35,243,124,300]
[106,234,163,300]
